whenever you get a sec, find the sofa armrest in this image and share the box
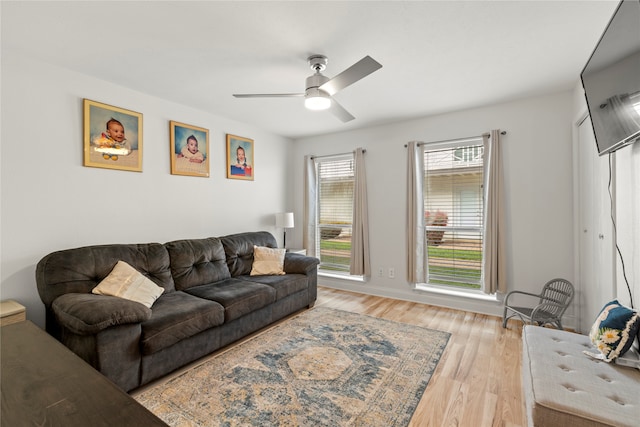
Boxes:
[52,293,152,335]
[283,253,320,275]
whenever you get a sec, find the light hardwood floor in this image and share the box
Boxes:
[315,286,526,427]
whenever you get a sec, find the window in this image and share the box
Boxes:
[423,138,484,289]
[315,154,354,273]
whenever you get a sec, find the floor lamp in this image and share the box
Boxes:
[275,212,294,248]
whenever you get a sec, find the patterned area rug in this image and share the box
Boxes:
[135,307,450,426]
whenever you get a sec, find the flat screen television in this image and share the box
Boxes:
[581,0,640,156]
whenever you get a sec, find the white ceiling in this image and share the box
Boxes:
[2,1,620,139]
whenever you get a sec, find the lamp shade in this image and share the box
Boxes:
[275,212,294,229]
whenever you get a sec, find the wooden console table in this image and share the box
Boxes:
[1,321,167,426]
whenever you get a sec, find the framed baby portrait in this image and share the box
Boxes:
[170,121,210,177]
[83,99,143,172]
[226,134,254,181]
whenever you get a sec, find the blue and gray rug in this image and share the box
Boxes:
[135,307,450,426]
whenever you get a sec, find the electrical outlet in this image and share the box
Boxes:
[378,267,384,277]
[388,267,395,279]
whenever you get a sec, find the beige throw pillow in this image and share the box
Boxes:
[92,260,164,308]
[250,245,286,276]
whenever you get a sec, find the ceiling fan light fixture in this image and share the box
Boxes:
[233,54,381,122]
[304,88,331,111]
[305,95,331,110]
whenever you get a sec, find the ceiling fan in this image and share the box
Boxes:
[233,54,382,122]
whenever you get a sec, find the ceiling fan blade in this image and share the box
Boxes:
[233,93,304,98]
[319,56,382,96]
[329,99,355,123]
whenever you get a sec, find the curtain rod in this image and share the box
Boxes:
[404,131,507,147]
[310,149,366,160]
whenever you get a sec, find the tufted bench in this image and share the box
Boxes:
[522,325,640,427]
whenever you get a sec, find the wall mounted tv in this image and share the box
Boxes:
[581,0,640,156]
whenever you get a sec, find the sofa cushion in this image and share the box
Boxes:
[165,238,231,291]
[587,300,640,362]
[220,231,278,276]
[239,274,309,301]
[141,291,225,355]
[184,278,276,322]
[52,293,152,335]
[250,246,286,276]
[92,261,164,308]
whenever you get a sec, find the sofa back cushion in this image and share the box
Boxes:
[165,238,231,291]
[36,243,175,307]
[220,231,278,277]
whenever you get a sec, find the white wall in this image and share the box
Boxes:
[291,92,576,320]
[0,52,294,329]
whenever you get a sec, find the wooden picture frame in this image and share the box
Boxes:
[226,134,254,180]
[83,99,143,172]
[169,121,210,177]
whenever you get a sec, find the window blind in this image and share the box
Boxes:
[316,155,354,272]
[423,143,484,288]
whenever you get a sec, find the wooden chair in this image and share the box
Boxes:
[502,278,575,329]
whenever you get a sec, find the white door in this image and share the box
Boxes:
[577,116,616,334]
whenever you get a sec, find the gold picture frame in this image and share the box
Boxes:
[169,121,210,177]
[83,99,143,172]
[226,134,254,180]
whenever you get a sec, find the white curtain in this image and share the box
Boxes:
[303,155,318,257]
[350,148,370,276]
[406,141,426,284]
[482,130,507,294]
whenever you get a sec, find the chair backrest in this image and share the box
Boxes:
[540,278,575,316]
